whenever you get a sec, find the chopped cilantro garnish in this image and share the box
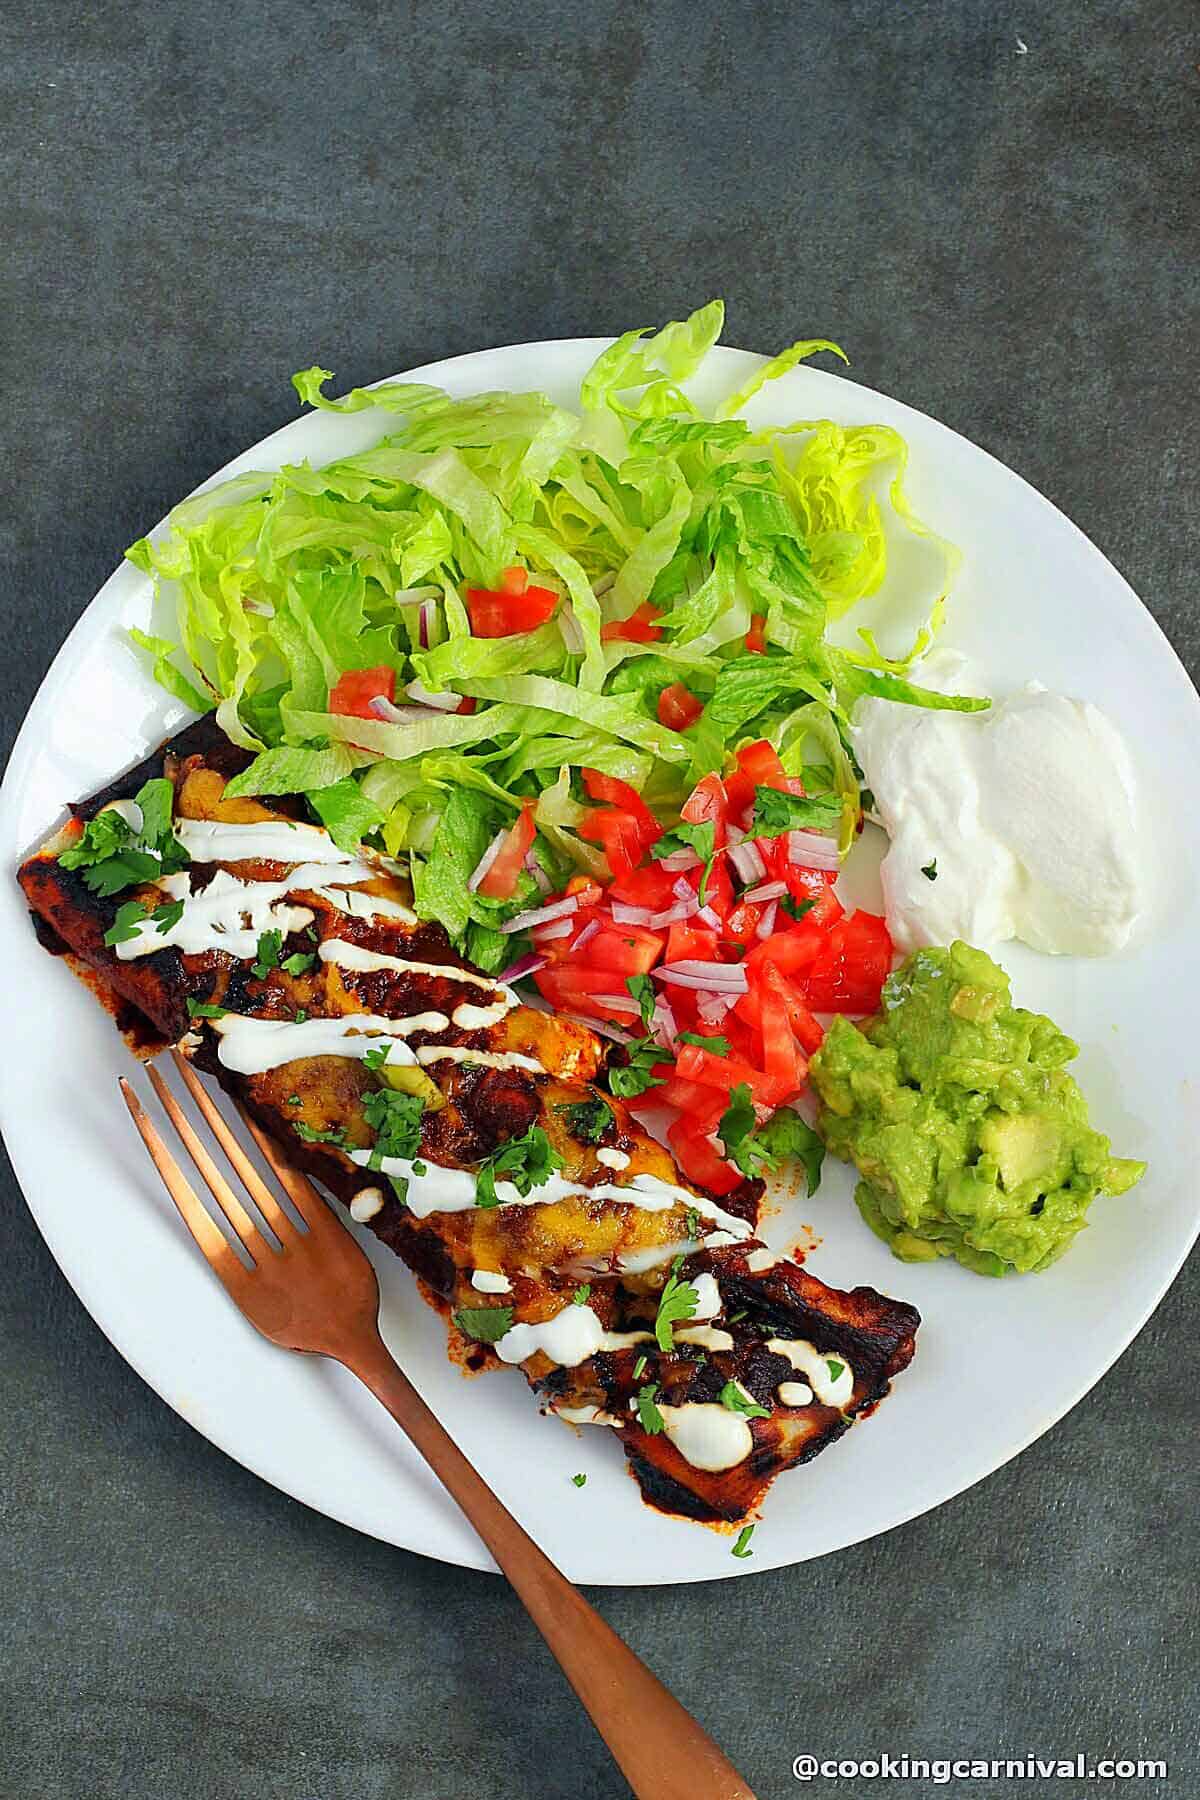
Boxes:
[731,1525,755,1559]
[185,997,227,1020]
[251,928,283,979]
[293,1008,308,1023]
[780,894,815,922]
[635,1382,665,1434]
[632,1354,648,1379]
[718,1380,771,1421]
[103,900,149,947]
[651,819,717,903]
[281,950,316,976]
[388,1174,410,1207]
[717,1084,757,1169]
[286,1095,302,1107]
[362,1087,424,1166]
[476,1125,562,1209]
[718,1085,825,1189]
[654,1255,699,1351]
[921,859,938,881]
[678,1031,730,1056]
[555,1096,614,1144]
[292,1121,352,1150]
[60,778,186,897]
[684,1208,701,1239]
[453,1306,514,1344]
[626,973,656,1033]
[826,1358,846,1384]
[750,786,840,839]
[152,898,185,934]
[607,1037,664,1099]
[362,1044,392,1072]
[572,1284,592,1306]
[571,1472,587,1487]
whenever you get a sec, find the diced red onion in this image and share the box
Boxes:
[369,696,434,725]
[788,830,840,871]
[696,903,722,929]
[497,951,548,984]
[742,878,786,904]
[592,572,616,597]
[659,958,750,985]
[696,989,734,1024]
[404,679,461,712]
[242,599,275,618]
[755,900,778,939]
[655,965,749,994]
[563,1012,633,1043]
[418,602,431,649]
[532,919,575,942]
[592,993,641,1012]
[651,997,679,1051]
[726,823,746,846]
[672,877,695,903]
[501,894,580,934]
[467,829,507,893]
[573,918,600,950]
[527,855,551,895]
[558,603,585,654]
[648,901,697,929]
[610,901,656,926]
[658,849,702,871]
[728,841,767,885]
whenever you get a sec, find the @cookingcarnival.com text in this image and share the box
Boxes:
[791,1753,1168,1784]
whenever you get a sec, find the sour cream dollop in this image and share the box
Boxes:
[853,654,1143,957]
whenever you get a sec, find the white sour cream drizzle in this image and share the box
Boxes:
[647,1402,754,1472]
[451,999,513,1030]
[211,1011,448,1074]
[675,1325,735,1352]
[344,1152,754,1239]
[350,1187,385,1223]
[778,1380,814,1408]
[765,1338,854,1408]
[413,1044,544,1074]
[554,1404,624,1429]
[116,869,315,963]
[689,1273,723,1320]
[596,1147,631,1170]
[319,938,513,997]
[492,1304,651,1367]
[174,818,376,869]
[470,1269,512,1294]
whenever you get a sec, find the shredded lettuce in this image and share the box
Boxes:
[125,301,977,919]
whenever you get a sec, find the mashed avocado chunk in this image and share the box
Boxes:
[809,941,1144,1276]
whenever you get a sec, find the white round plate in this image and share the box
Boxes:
[2,340,1197,1585]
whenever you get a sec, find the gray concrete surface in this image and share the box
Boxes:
[2,3,1197,1796]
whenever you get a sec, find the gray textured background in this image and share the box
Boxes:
[2,3,1197,1797]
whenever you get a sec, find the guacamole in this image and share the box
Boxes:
[808,941,1145,1276]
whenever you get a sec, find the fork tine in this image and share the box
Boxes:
[170,1052,298,1242]
[119,1078,245,1283]
[145,1063,264,1260]
[237,1105,339,1236]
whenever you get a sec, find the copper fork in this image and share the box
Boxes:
[119,1052,757,1800]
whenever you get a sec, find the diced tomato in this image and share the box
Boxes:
[579,808,645,881]
[675,1042,784,1108]
[565,877,605,904]
[745,613,768,655]
[789,911,892,1013]
[533,965,641,1025]
[658,684,704,731]
[782,864,842,927]
[581,770,661,848]
[328,665,396,720]
[746,923,826,977]
[667,1119,743,1196]
[608,863,678,909]
[600,601,663,644]
[756,962,825,1055]
[465,585,559,637]
[476,803,536,901]
[722,902,763,949]
[665,921,720,965]
[500,565,529,595]
[682,773,727,830]
[657,1075,728,1126]
[584,923,664,976]
[758,978,807,1096]
[455,695,477,715]
[723,738,789,819]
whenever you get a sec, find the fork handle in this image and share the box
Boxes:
[338,1331,757,1800]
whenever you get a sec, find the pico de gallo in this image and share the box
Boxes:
[484,740,892,1196]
